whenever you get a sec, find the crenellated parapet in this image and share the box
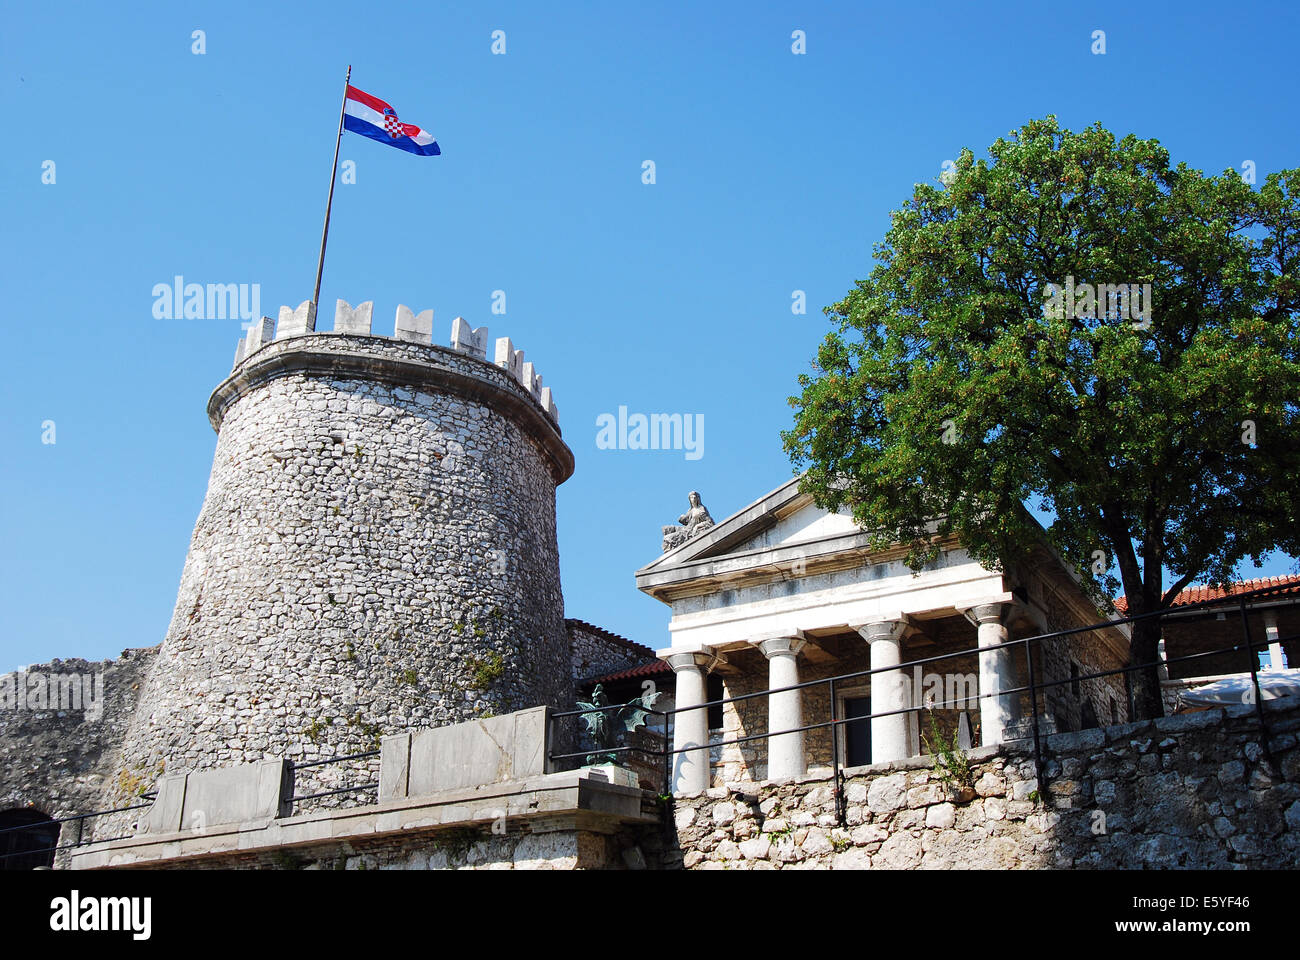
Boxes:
[232,298,559,426]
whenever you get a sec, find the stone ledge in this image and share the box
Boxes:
[70,769,655,869]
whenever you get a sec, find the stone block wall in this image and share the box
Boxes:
[716,671,767,784]
[667,699,1300,869]
[0,648,158,864]
[1023,562,1131,733]
[1035,628,1130,733]
[567,619,655,681]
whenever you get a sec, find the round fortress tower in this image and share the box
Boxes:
[109,298,574,801]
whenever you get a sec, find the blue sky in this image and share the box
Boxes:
[2,0,1296,670]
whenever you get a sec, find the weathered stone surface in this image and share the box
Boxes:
[832,847,872,869]
[739,835,771,860]
[0,650,158,866]
[926,802,956,829]
[974,770,1005,797]
[851,823,889,845]
[666,700,1300,870]
[801,827,833,856]
[867,773,908,812]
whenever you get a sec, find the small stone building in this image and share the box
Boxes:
[636,478,1130,793]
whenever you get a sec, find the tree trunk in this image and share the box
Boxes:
[1126,611,1166,721]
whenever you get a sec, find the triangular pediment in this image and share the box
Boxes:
[637,475,884,573]
[634,477,963,604]
[638,477,808,572]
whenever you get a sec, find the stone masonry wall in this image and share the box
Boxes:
[0,649,158,864]
[1027,562,1130,734]
[102,334,573,827]
[668,699,1300,869]
[567,619,655,681]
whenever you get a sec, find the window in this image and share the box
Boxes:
[1070,662,1081,698]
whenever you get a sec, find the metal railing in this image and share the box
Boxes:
[284,749,381,810]
[552,580,1297,822]
[3,581,1293,865]
[0,795,156,867]
[0,745,386,869]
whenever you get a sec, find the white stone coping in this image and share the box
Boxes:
[70,769,655,869]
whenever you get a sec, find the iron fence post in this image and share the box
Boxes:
[663,718,672,799]
[1023,634,1049,805]
[829,677,844,826]
[1239,598,1275,769]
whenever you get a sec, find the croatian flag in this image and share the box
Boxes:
[343,85,441,157]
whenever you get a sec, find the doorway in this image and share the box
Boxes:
[0,808,60,870]
[844,695,872,767]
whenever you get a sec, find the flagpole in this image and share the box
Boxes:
[312,64,352,314]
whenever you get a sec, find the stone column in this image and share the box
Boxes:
[1263,611,1285,671]
[753,636,807,781]
[666,651,716,795]
[960,603,1021,746]
[854,618,913,764]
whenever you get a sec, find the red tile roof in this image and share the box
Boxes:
[1115,574,1300,615]
[583,659,673,685]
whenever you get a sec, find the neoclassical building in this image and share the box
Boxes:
[636,479,1130,793]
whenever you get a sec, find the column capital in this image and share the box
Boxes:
[664,650,717,674]
[957,600,1021,628]
[752,636,806,659]
[853,615,914,645]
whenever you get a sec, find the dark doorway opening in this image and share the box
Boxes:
[845,695,872,767]
[0,808,60,870]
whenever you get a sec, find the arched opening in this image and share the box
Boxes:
[0,808,61,870]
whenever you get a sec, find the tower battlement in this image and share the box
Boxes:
[231,298,560,428]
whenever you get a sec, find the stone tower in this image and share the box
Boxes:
[106,298,574,808]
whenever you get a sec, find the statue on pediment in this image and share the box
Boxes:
[661,491,715,553]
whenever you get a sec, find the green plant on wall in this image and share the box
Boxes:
[922,709,975,792]
[347,712,383,749]
[303,717,328,744]
[467,652,505,689]
[116,766,150,798]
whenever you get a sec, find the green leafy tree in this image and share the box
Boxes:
[783,117,1299,720]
